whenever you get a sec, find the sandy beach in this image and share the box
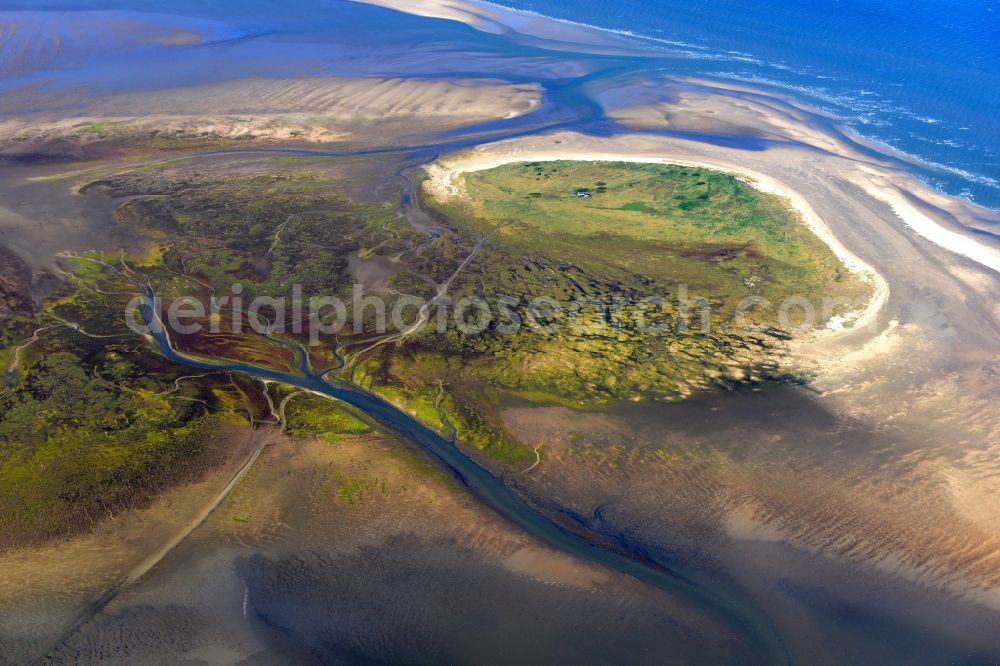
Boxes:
[420,101,1000,612]
[356,0,1000,277]
[425,148,890,336]
[2,0,999,661]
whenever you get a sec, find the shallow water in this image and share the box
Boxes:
[3,0,998,211]
[0,164,130,275]
[133,278,789,664]
[2,1,999,663]
[492,0,1000,207]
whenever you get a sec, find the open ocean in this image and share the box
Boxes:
[489,0,1000,209]
[2,0,997,209]
[2,2,1000,663]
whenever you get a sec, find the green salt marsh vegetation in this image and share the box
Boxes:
[0,156,869,546]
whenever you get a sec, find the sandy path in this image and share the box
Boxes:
[0,426,269,663]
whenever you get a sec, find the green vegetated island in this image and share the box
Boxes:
[0,157,866,547]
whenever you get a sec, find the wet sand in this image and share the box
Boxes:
[0,426,265,664]
[0,77,542,149]
[500,388,1000,663]
[0,0,998,662]
[410,75,1000,660]
[40,431,754,665]
[5,86,999,666]
[419,114,1000,589]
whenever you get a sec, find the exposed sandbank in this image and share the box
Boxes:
[0,76,542,148]
[424,142,890,337]
[854,164,1000,273]
[591,79,1000,276]
[445,109,1000,614]
[349,0,507,33]
[348,0,646,51]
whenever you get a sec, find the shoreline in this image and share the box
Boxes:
[3,2,1000,661]
[351,0,1000,236]
[424,149,891,338]
[853,164,1000,274]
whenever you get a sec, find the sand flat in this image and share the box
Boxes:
[422,103,1000,608]
[0,76,542,146]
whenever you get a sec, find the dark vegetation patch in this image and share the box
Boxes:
[0,336,226,548]
[0,246,35,348]
[0,157,865,545]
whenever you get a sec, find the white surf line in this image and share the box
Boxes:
[428,151,890,333]
[348,0,701,52]
[861,181,1000,275]
[340,0,505,34]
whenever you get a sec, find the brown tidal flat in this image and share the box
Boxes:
[0,1,998,660]
[500,390,1000,663]
[0,426,263,664]
[411,81,1000,659]
[38,429,754,665]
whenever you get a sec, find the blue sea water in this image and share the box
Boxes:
[2,0,997,209]
[489,0,1000,208]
